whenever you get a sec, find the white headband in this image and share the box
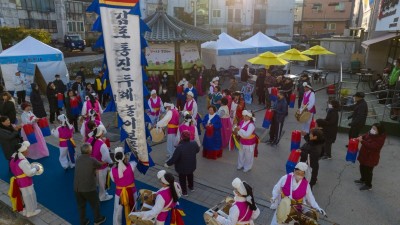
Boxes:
[232,177,247,196]
[114,147,126,178]
[157,170,169,185]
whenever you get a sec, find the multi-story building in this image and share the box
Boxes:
[0,0,97,42]
[293,0,304,35]
[141,0,295,41]
[301,0,353,38]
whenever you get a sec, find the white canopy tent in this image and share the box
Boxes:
[0,36,68,91]
[242,32,290,53]
[201,33,257,69]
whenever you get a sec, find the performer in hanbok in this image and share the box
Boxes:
[211,86,223,109]
[129,170,183,225]
[80,109,106,142]
[231,91,245,124]
[9,141,41,217]
[233,110,257,173]
[87,125,113,201]
[183,91,198,122]
[20,102,49,160]
[184,82,198,101]
[300,82,316,133]
[208,77,219,107]
[110,147,137,225]
[156,102,180,159]
[196,66,205,96]
[51,115,76,170]
[213,178,260,225]
[175,112,201,147]
[270,162,326,225]
[81,93,103,121]
[202,105,222,159]
[148,89,165,125]
[218,98,232,148]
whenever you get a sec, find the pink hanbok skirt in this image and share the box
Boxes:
[22,123,49,160]
[220,117,233,148]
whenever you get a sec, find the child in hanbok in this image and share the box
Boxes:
[20,102,49,160]
[81,94,103,121]
[80,109,106,142]
[51,115,76,170]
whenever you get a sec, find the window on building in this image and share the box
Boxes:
[327,23,336,30]
[334,2,345,12]
[67,21,85,33]
[312,3,322,12]
[19,19,57,33]
[174,7,184,20]
[16,0,55,12]
[213,10,221,18]
[228,8,234,22]
[254,9,266,24]
[234,9,241,22]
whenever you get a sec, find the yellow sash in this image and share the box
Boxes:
[281,192,303,204]
[241,134,256,140]
[117,183,135,225]
[8,174,27,211]
[59,138,76,147]
[167,124,178,128]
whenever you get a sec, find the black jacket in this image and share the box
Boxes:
[317,108,339,143]
[46,86,58,109]
[0,126,22,161]
[30,86,47,118]
[274,97,288,122]
[300,134,325,167]
[0,101,17,124]
[349,99,368,127]
[53,79,66,93]
[166,141,200,174]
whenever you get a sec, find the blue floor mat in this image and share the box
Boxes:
[0,144,207,225]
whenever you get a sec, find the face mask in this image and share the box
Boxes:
[162,90,167,94]
[183,78,186,82]
[163,75,167,78]
[353,97,356,103]
[370,129,377,135]
[222,93,226,97]
[328,104,333,109]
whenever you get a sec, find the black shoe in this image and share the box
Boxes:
[95,216,106,225]
[354,179,364,184]
[84,219,90,225]
[345,145,348,148]
[321,156,328,160]
[359,185,372,191]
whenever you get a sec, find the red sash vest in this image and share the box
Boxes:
[10,158,33,188]
[238,121,257,145]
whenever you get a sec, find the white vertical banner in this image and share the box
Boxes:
[99,2,149,165]
[180,43,202,69]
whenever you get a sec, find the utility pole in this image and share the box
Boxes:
[193,0,197,27]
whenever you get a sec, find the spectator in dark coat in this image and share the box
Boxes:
[74,143,107,225]
[76,66,86,84]
[316,99,339,159]
[30,83,47,118]
[268,91,287,145]
[255,70,266,105]
[0,116,22,169]
[46,82,60,123]
[300,128,325,189]
[355,123,386,191]
[348,92,368,139]
[189,64,200,84]
[53,74,66,94]
[159,87,171,103]
[240,64,252,82]
[1,92,17,124]
[165,130,200,196]
[296,74,310,108]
